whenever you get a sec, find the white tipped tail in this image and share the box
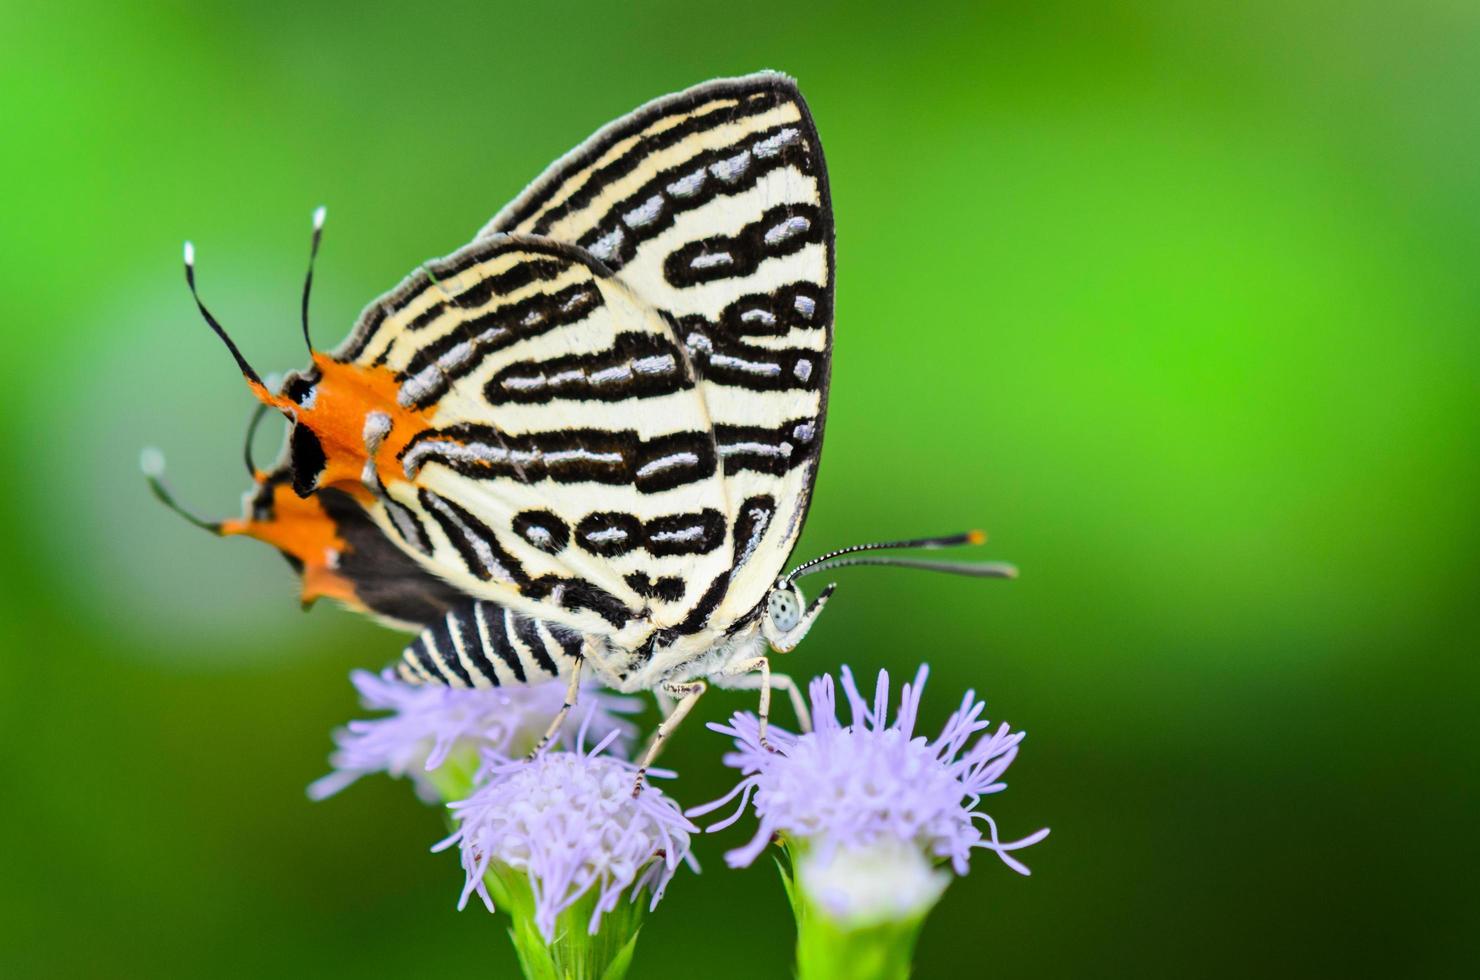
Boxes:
[139,446,166,478]
[183,241,195,266]
[312,205,327,230]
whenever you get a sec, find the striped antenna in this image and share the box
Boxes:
[141,447,222,534]
[301,205,327,353]
[784,530,988,583]
[790,554,1018,582]
[183,241,266,390]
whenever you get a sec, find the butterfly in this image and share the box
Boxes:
[147,72,1015,792]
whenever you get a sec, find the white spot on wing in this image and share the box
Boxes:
[764,216,811,247]
[623,194,665,228]
[362,411,392,452]
[690,251,732,271]
[636,452,699,479]
[589,364,633,385]
[650,525,704,544]
[589,227,624,261]
[752,127,801,158]
[719,441,791,458]
[667,170,706,198]
[633,354,676,375]
[712,353,782,377]
[710,150,751,183]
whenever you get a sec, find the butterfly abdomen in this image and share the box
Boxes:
[396,601,582,688]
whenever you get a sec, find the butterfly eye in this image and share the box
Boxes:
[767,584,804,633]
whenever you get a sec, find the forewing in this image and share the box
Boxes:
[481,71,835,628]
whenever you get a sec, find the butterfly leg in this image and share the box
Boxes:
[719,660,812,748]
[526,657,584,759]
[633,680,706,797]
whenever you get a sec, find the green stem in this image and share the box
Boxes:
[778,846,941,980]
[484,865,644,980]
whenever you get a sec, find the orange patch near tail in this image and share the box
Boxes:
[220,481,359,610]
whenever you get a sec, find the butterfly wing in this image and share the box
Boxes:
[298,72,832,650]
[328,236,737,644]
[479,70,834,629]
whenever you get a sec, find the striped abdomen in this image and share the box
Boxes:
[397,600,583,688]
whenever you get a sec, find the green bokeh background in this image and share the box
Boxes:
[3,1,1476,976]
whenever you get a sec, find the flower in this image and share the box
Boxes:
[437,731,699,942]
[308,669,640,803]
[690,664,1049,877]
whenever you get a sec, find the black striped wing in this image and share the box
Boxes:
[332,72,833,645]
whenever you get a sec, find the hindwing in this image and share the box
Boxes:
[222,457,467,631]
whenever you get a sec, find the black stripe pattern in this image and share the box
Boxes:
[577,124,820,273]
[398,600,581,688]
[485,332,688,406]
[396,280,604,410]
[499,80,797,236]
[663,203,824,289]
[573,508,725,558]
[418,489,524,583]
[401,425,719,492]
[715,418,819,476]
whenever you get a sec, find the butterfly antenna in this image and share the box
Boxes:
[790,554,1018,581]
[300,205,326,354]
[784,530,988,583]
[140,447,223,534]
[242,402,271,476]
[183,241,267,392]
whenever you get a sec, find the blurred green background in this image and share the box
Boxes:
[3,0,1476,976]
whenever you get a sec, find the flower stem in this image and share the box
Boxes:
[778,851,935,980]
[484,864,645,980]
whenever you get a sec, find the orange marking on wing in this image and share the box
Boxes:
[297,354,433,493]
[220,483,360,610]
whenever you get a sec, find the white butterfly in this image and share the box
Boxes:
[151,72,1014,792]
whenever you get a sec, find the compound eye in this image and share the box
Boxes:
[768,587,803,633]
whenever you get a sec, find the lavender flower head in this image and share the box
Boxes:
[308,669,639,803]
[692,665,1048,880]
[437,731,699,942]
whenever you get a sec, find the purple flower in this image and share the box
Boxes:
[437,732,699,942]
[691,665,1049,877]
[308,669,639,803]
